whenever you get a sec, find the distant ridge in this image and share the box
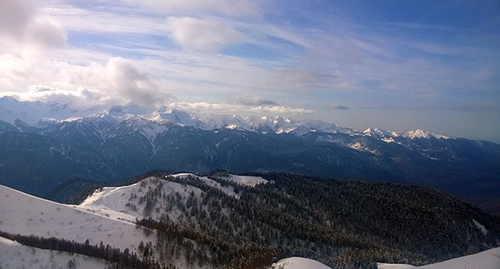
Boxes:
[0,96,499,216]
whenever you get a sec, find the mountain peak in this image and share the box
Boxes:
[404,129,450,140]
[149,108,210,129]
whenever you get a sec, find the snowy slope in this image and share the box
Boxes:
[271,257,332,269]
[173,173,240,197]
[378,247,500,269]
[0,236,108,269]
[149,107,210,130]
[77,173,269,223]
[0,185,154,257]
[77,176,209,223]
[227,174,268,187]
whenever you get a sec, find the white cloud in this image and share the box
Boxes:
[128,0,258,16]
[18,85,107,109]
[252,105,314,115]
[0,0,35,40]
[168,101,313,116]
[0,0,66,52]
[106,57,173,107]
[43,5,166,35]
[25,17,66,49]
[1,55,174,109]
[165,17,243,52]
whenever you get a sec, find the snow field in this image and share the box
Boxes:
[0,236,108,269]
[0,185,156,259]
[271,257,332,269]
[227,174,268,187]
[378,247,500,269]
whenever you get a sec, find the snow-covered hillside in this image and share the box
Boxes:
[1,171,499,269]
[378,247,500,269]
[226,174,269,187]
[0,236,108,269]
[0,174,270,269]
[77,173,268,223]
[0,185,154,258]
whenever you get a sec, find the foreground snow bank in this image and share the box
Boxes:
[0,185,152,257]
[271,257,331,269]
[378,247,500,269]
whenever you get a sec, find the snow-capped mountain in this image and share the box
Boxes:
[0,96,103,126]
[1,97,500,216]
[0,95,427,140]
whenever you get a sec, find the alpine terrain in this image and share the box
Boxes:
[1,172,499,268]
[1,97,499,216]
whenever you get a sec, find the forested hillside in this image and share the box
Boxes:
[76,171,500,268]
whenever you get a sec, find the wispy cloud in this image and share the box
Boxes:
[0,0,498,141]
[165,17,243,52]
[126,0,259,16]
[168,101,313,116]
[328,104,349,110]
[232,95,279,106]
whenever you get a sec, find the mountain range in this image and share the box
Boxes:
[0,96,499,215]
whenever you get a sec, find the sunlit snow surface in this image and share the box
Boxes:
[1,176,498,269]
[0,185,153,257]
[227,174,268,187]
[271,257,332,269]
[0,236,107,269]
[378,247,500,269]
[77,173,268,223]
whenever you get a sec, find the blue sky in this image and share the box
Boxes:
[0,0,499,142]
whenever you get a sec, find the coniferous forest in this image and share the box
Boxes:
[97,171,500,268]
[2,171,499,268]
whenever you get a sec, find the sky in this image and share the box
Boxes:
[0,0,499,142]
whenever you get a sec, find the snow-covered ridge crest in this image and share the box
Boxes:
[77,173,269,223]
[378,247,500,269]
[271,257,332,269]
[149,106,210,130]
[86,110,452,140]
[363,128,450,141]
[403,129,450,140]
[0,96,453,142]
